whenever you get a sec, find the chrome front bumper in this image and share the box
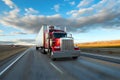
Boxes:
[51,50,81,58]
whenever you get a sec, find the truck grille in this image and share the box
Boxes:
[61,39,74,51]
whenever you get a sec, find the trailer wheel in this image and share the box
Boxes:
[72,57,78,60]
[41,48,46,54]
[43,49,46,54]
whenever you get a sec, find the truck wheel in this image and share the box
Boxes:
[49,51,56,61]
[48,48,52,57]
[36,47,39,50]
[72,57,78,60]
[41,48,46,54]
[51,58,56,61]
[43,49,46,54]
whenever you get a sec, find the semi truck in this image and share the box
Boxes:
[36,25,80,60]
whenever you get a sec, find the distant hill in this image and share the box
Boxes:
[76,40,120,48]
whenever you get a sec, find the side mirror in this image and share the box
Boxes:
[67,34,72,38]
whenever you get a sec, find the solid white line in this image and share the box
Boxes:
[50,62,63,74]
[0,49,28,77]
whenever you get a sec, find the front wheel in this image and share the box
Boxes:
[49,51,56,61]
[47,48,52,57]
[72,56,78,60]
[36,47,39,50]
[51,58,56,61]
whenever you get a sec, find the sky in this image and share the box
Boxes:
[0,0,120,45]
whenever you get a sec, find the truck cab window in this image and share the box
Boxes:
[53,33,67,38]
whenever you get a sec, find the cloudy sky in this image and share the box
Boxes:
[0,0,120,45]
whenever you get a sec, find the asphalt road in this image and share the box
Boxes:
[0,47,120,80]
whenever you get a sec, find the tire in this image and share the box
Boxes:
[43,49,46,54]
[51,58,56,61]
[36,47,39,50]
[49,51,56,61]
[72,56,78,60]
[47,48,52,57]
[41,48,46,54]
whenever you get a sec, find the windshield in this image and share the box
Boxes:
[53,33,67,38]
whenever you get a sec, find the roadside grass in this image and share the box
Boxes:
[77,45,120,48]
[75,41,120,57]
[78,46,120,48]
[0,45,28,62]
[76,40,120,48]
[78,46,120,57]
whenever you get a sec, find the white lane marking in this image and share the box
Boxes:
[81,52,120,60]
[0,49,28,76]
[50,62,63,74]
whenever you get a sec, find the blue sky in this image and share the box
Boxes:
[0,0,120,45]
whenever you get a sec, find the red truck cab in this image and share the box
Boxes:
[36,25,80,60]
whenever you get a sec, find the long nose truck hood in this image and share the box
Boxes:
[51,37,81,58]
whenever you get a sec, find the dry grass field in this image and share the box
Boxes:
[76,40,120,57]
[76,40,120,48]
[0,45,28,62]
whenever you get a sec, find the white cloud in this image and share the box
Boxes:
[0,9,69,33]
[68,0,120,18]
[0,0,120,35]
[67,7,93,17]
[0,31,28,36]
[25,8,39,15]
[14,39,35,45]
[77,0,94,8]
[0,34,14,36]
[69,1,75,6]
[52,4,60,12]
[0,39,35,45]
[11,32,28,35]
[2,0,17,9]
[4,8,20,18]
[0,41,15,45]
[0,30,3,33]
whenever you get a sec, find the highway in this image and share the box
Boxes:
[0,47,120,80]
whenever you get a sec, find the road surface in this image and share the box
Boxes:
[0,47,120,80]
